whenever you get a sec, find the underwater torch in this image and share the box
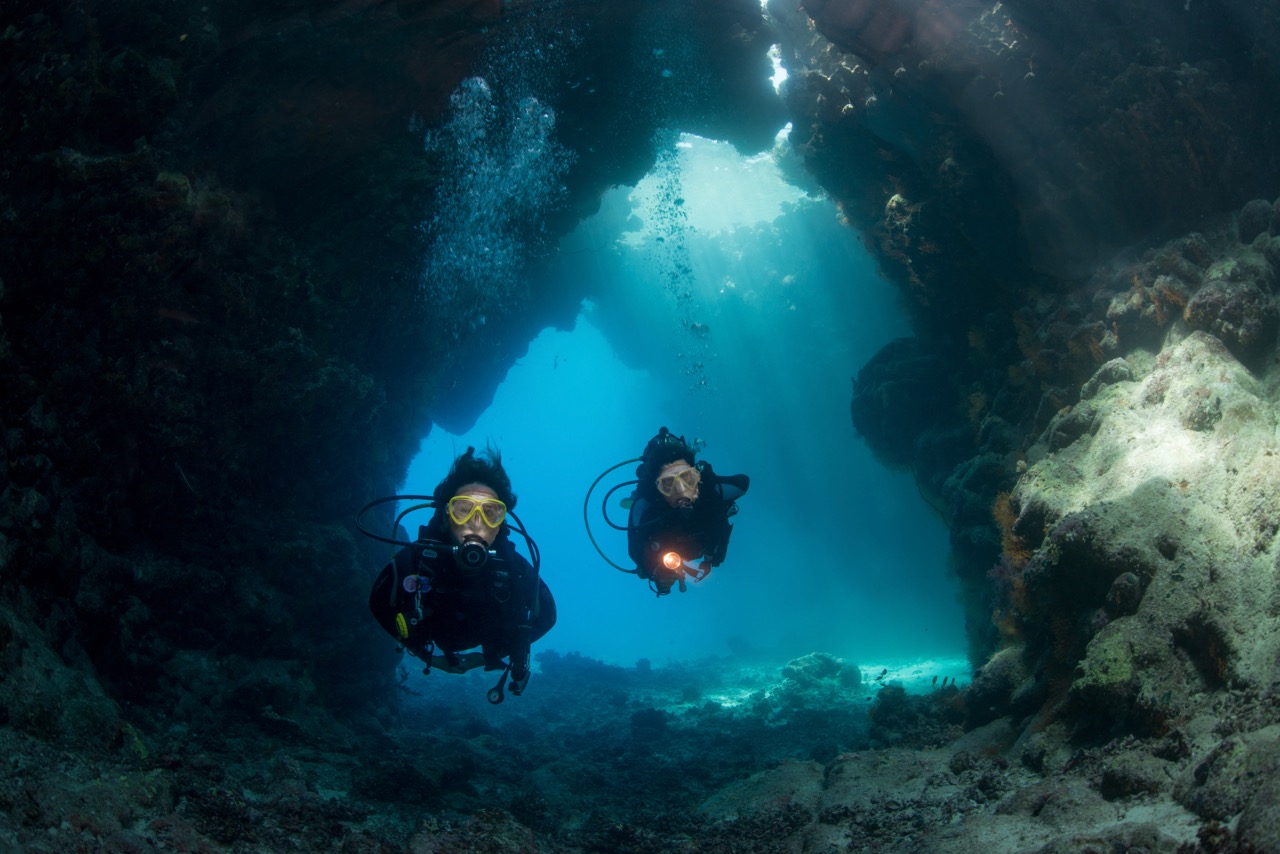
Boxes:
[662,551,689,593]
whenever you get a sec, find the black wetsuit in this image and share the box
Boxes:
[627,464,749,581]
[369,526,555,674]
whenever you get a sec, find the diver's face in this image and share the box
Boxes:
[447,483,502,546]
[657,460,700,509]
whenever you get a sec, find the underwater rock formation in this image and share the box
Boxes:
[959,217,1280,734]
[4,650,1248,851]
[5,0,1280,849]
[0,0,784,740]
[781,0,1280,847]
[787,0,1280,667]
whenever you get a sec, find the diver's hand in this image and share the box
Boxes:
[431,652,484,674]
[654,568,676,596]
[509,666,530,695]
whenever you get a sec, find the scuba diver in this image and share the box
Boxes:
[628,427,749,595]
[361,446,555,703]
[583,427,749,595]
[580,426,749,596]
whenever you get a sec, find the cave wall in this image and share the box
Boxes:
[0,0,790,745]
[6,0,1280,752]
[770,0,1280,733]
[0,0,509,745]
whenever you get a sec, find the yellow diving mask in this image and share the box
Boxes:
[447,495,507,528]
[656,465,700,497]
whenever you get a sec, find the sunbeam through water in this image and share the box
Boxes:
[406,132,967,671]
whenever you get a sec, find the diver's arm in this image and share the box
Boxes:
[532,580,557,638]
[717,473,749,501]
[632,535,668,580]
[507,554,540,694]
[508,628,532,694]
[689,464,746,568]
[627,498,659,572]
[699,461,748,502]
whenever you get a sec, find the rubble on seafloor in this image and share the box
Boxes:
[3,646,1275,852]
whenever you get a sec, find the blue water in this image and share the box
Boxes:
[402,134,967,672]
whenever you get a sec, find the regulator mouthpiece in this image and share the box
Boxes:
[455,536,493,571]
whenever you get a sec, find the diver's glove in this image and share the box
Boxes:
[508,644,532,696]
[509,665,530,696]
[508,653,530,695]
[654,568,676,596]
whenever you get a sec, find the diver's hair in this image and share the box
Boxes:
[432,444,517,512]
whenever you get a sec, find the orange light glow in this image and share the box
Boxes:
[662,551,683,570]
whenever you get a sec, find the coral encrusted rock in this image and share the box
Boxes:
[1012,328,1280,736]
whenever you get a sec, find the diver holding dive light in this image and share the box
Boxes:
[362,446,555,703]
[626,427,750,596]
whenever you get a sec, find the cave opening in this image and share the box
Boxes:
[404,127,969,673]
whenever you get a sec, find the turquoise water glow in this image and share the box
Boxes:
[405,134,966,673]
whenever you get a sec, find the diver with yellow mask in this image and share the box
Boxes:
[362,446,555,702]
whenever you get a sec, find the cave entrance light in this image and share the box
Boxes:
[405,128,969,672]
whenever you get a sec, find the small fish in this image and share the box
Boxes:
[931,675,938,686]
